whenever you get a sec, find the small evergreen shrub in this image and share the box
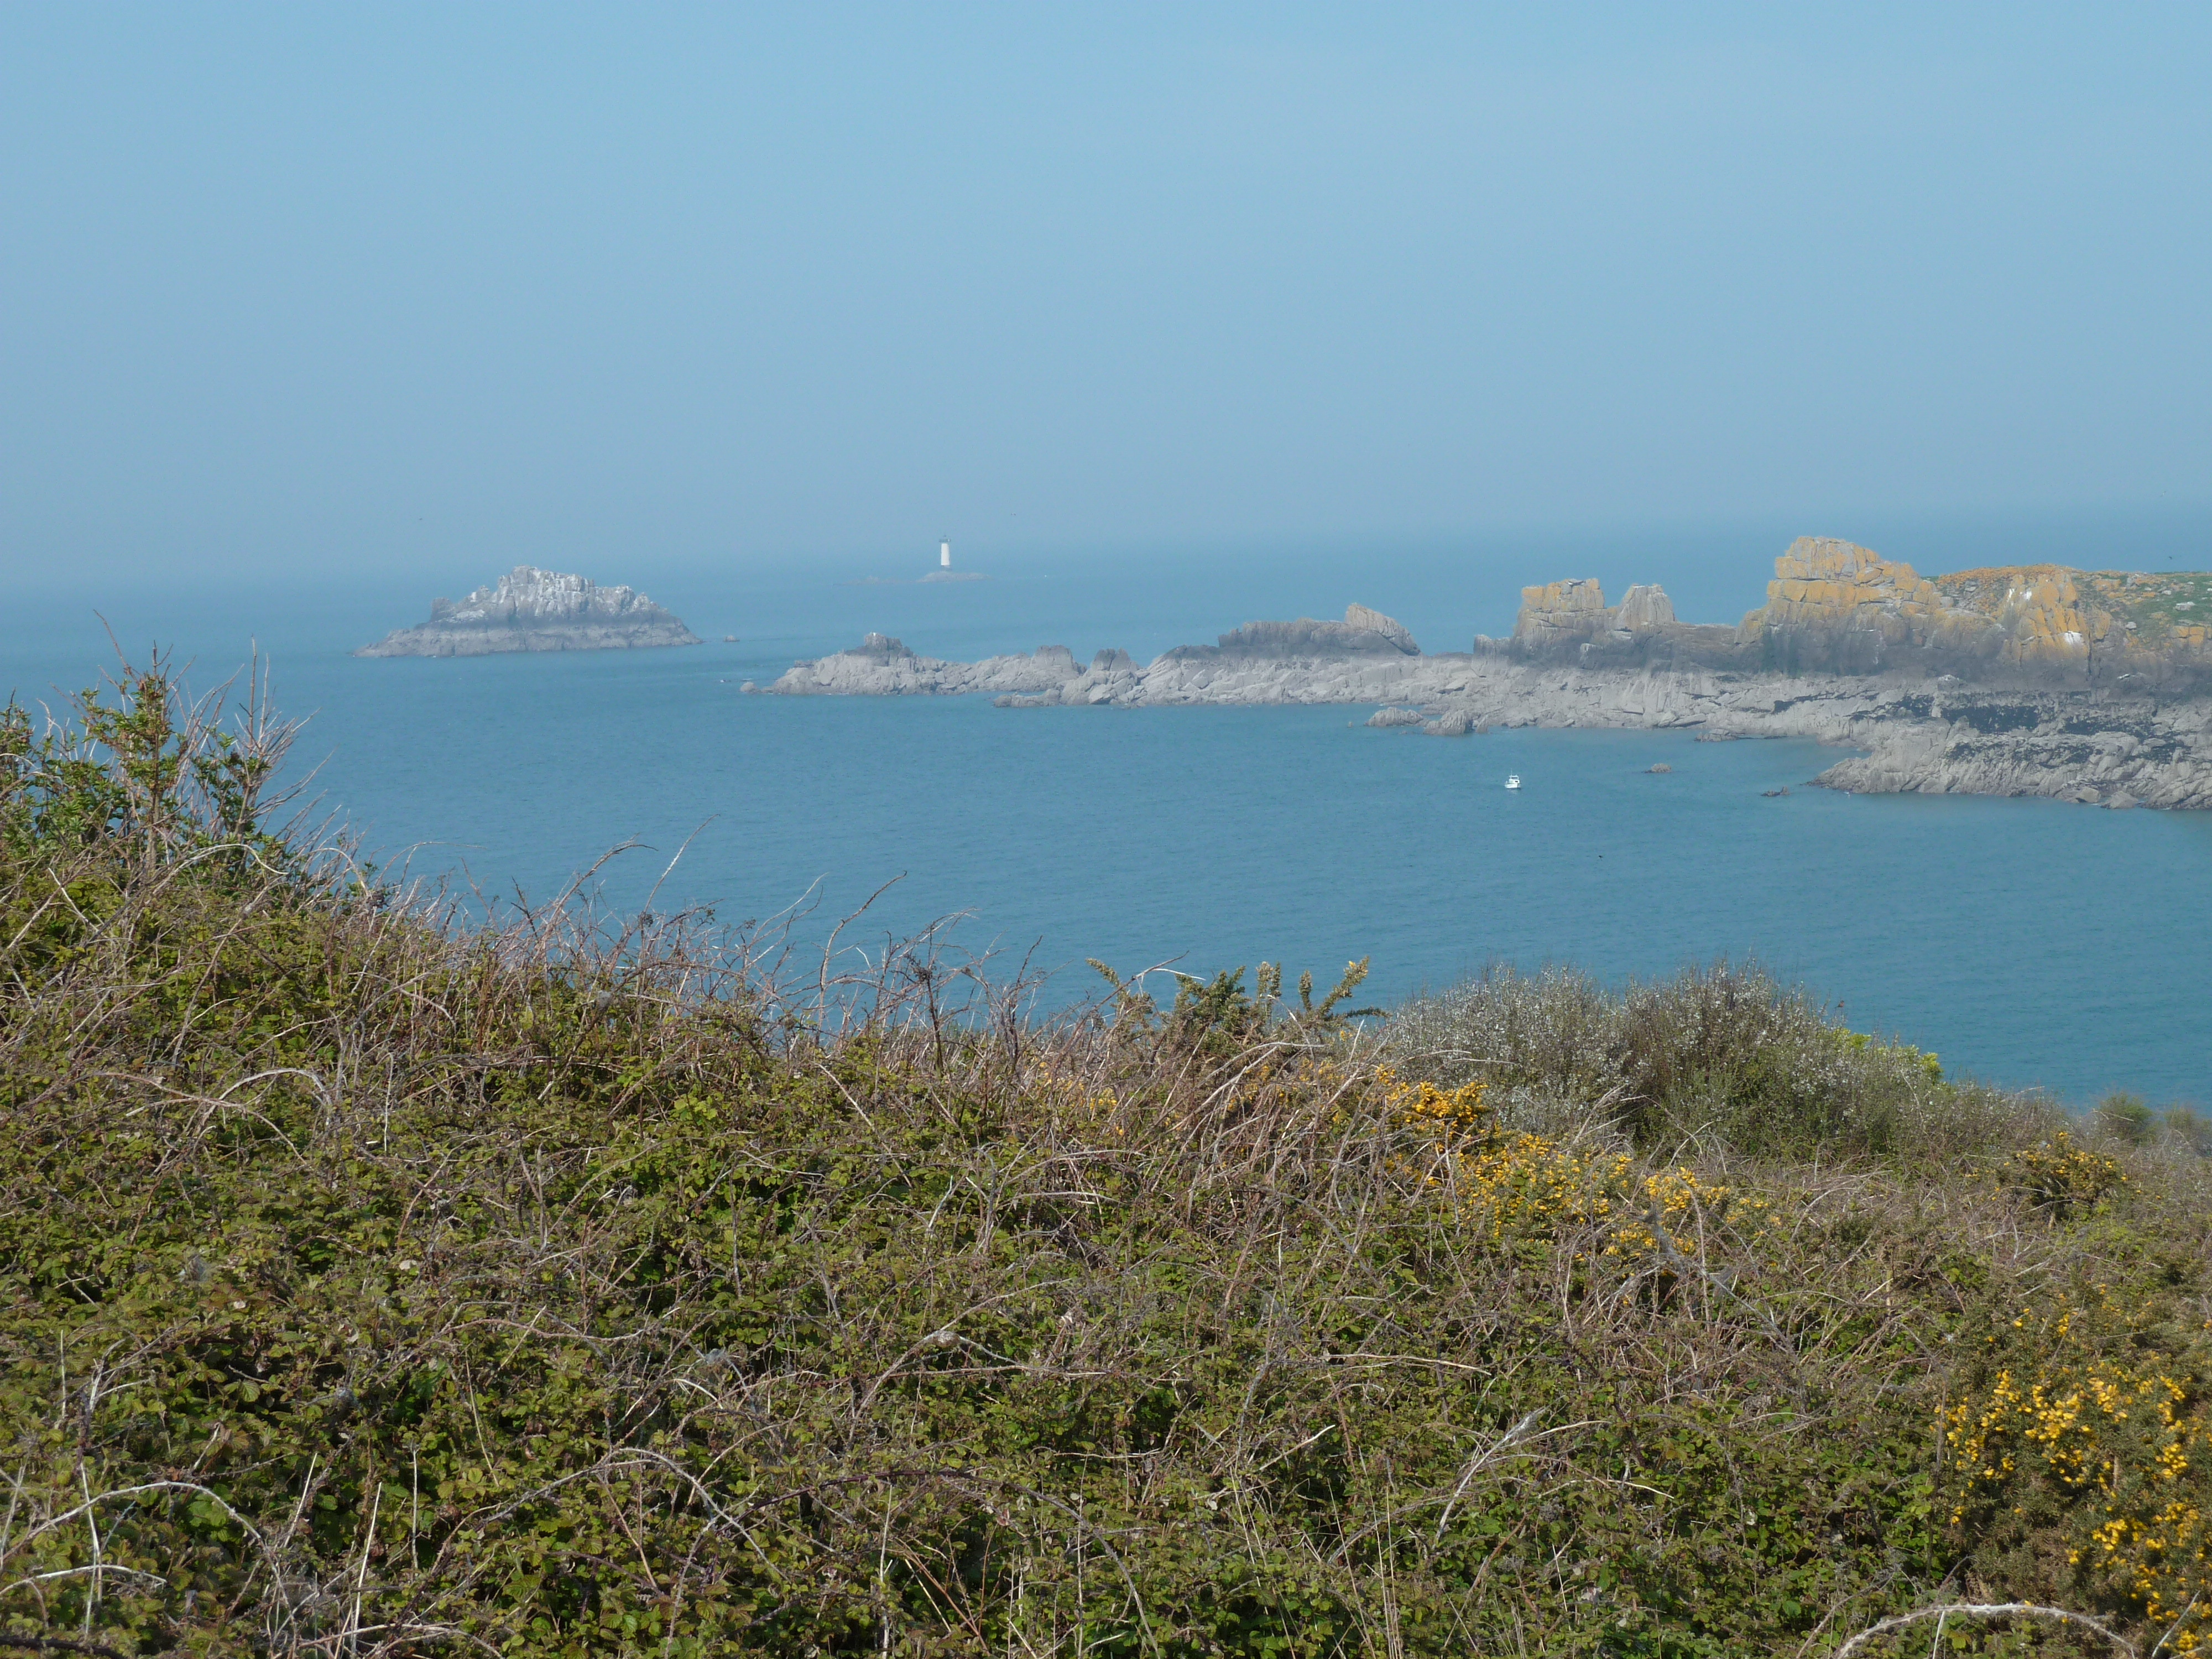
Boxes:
[2098,1092,2156,1146]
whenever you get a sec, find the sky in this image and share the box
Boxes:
[4,3,2211,591]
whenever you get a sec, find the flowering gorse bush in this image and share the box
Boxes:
[2002,1130,2128,1217]
[1378,1066,1781,1266]
[1946,1280,2212,1649]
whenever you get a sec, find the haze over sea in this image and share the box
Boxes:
[8,512,2210,1109]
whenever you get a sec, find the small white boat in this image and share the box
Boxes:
[1504,774,1521,790]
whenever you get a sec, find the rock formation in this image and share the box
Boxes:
[1343,604,1421,653]
[762,542,2212,810]
[770,606,1423,706]
[769,641,1098,698]
[1500,578,1740,668]
[1613,585,1676,632]
[358,567,701,657]
[1498,538,2212,690]
[1165,604,1421,660]
[1510,580,1611,648]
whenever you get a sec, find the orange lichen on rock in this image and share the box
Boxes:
[1746,538,2212,679]
[1761,536,1946,634]
[1512,578,1610,646]
[1503,535,2212,686]
[1740,537,1954,671]
[1936,565,2109,670]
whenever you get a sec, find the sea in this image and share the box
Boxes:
[7,514,2211,1107]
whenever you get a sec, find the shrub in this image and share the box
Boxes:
[2002,1131,2127,1218]
[0,659,2201,1658]
[2166,1105,2212,1157]
[2098,1093,2157,1146]
[1944,1263,2212,1648]
[1389,962,2049,1162]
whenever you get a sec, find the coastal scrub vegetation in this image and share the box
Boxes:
[4,661,2212,1657]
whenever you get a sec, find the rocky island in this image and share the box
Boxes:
[768,537,2212,809]
[357,565,701,657]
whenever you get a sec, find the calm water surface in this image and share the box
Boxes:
[6,551,2210,1106]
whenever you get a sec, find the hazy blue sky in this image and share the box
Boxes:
[6,3,2210,586]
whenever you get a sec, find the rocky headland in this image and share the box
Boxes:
[767,538,2212,808]
[358,566,701,657]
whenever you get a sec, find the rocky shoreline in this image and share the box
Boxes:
[764,539,2212,810]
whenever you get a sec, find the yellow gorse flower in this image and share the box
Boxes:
[1947,1293,2208,1640]
[1376,1067,1781,1260]
[2001,1130,2126,1214]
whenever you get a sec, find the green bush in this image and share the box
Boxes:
[2097,1092,2156,1146]
[2166,1105,2212,1156]
[1389,962,2046,1161]
[0,662,2203,1659]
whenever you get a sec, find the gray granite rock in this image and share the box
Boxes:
[358,567,701,657]
[1344,604,1420,654]
[778,641,1086,697]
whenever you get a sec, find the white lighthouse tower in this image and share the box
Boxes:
[940,537,951,569]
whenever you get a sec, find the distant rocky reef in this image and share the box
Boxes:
[1166,603,1421,660]
[767,607,1420,703]
[357,567,701,658]
[763,544,2212,809]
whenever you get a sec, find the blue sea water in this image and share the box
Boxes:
[7,524,2211,1106]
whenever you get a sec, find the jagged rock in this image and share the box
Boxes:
[357,566,701,657]
[1344,604,1420,654]
[1509,580,1724,667]
[1424,710,1474,736]
[984,648,1146,708]
[1746,538,1948,674]
[1647,763,1673,773]
[1366,706,1425,728]
[1512,580,1610,648]
[1615,585,1676,630]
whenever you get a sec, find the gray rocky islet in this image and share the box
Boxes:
[357,566,701,657]
[766,542,2212,810]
